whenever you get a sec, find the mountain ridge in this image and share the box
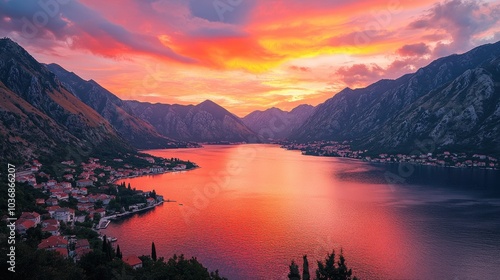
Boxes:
[45,63,186,149]
[125,99,258,143]
[290,41,500,156]
[242,104,315,140]
[0,38,132,163]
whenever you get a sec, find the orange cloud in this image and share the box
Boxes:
[3,0,499,116]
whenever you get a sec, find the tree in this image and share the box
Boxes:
[288,260,301,280]
[93,213,101,226]
[303,255,310,280]
[315,250,358,280]
[102,235,107,253]
[316,250,337,280]
[151,242,157,261]
[337,249,353,280]
[116,245,122,259]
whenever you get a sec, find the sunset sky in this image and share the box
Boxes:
[1,0,500,116]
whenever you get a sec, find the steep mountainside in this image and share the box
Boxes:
[125,100,257,142]
[291,41,500,156]
[45,63,185,149]
[242,104,315,139]
[0,38,131,162]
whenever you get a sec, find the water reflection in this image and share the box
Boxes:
[102,145,500,279]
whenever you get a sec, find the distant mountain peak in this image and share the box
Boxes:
[199,99,215,104]
[242,104,316,140]
[197,99,221,108]
[0,37,20,49]
[124,99,257,143]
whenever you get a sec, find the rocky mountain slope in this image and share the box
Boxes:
[125,100,257,143]
[242,104,315,140]
[45,63,185,149]
[290,41,500,156]
[0,38,131,162]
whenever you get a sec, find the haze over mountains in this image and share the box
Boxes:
[242,105,315,140]
[1,37,499,162]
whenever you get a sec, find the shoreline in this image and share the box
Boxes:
[293,149,500,171]
[97,201,164,230]
[99,166,199,229]
[108,166,200,184]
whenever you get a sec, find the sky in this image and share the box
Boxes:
[1,0,500,117]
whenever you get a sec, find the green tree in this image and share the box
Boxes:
[288,260,301,280]
[337,249,354,280]
[116,244,122,259]
[315,250,358,280]
[13,242,85,280]
[151,242,157,261]
[102,235,107,253]
[303,255,310,280]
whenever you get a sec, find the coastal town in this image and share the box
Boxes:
[7,154,195,267]
[281,141,500,170]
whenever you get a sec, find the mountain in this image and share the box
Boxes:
[290,41,500,156]
[125,100,257,143]
[242,104,315,140]
[0,38,131,163]
[45,63,185,149]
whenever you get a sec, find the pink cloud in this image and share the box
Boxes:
[336,64,385,86]
[397,43,431,56]
[289,66,311,72]
[408,0,500,53]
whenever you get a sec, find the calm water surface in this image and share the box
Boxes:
[102,145,500,280]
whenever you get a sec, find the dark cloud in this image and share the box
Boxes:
[188,0,257,24]
[0,0,69,39]
[187,26,247,38]
[408,0,500,53]
[397,43,431,56]
[0,0,193,63]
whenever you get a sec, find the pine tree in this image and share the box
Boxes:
[151,242,157,261]
[288,260,301,280]
[101,235,107,253]
[106,241,113,261]
[337,249,354,280]
[302,255,310,280]
[315,249,358,280]
[316,250,337,280]
[116,245,122,259]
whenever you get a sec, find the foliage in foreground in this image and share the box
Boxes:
[0,233,226,280]
[288,250,359,280]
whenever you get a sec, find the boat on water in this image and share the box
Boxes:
[178,203,183,206]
